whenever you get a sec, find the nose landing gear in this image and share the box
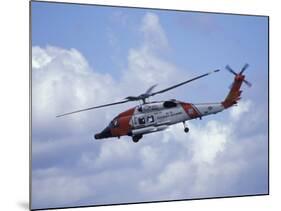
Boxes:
[183,121,189,133]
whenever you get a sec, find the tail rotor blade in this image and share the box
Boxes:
[240,63,249,74]
[243,79,252,87]
[226,65,237,76]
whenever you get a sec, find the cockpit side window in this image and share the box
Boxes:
[110,118,119,128]
[113,119,119,127]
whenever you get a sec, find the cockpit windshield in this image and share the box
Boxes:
[109,118,119,128]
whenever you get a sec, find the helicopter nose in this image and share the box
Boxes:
[94,134,101,139]
[94,127,112,139]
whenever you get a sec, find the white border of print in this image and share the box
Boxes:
[0,0,278,211]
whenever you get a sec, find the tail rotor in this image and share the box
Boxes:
[226,63,252,87]
[222,63,252,109]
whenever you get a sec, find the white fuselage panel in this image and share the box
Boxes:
[195,103,224,116]
[130,101,224,135]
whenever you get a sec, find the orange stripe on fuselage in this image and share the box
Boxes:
[111,107,135,137]
[181,102,201,119]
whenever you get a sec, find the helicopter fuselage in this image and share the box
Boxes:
[94,100,224,142]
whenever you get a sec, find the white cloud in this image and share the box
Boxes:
[139,145,163,170]
[136,120,232,198]
[32,45,122,137]
[124,47,179,88]
[229,100,252,121]
[93,141,137,169]
[122,12,181,93]
[138,160,192,199]
[141,13,168,51]
[189,120,231,164]
[32,172,94,208]
[32,46,53,69]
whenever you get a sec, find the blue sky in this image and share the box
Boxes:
[31,1,268,210]
[32,2,268,81]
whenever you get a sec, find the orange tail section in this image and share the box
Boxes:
[222,75,245,109]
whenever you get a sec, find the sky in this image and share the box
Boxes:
[31,1,268,210]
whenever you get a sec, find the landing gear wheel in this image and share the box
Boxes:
[184,127,189,133]
[132,136,139,143]
[183,121,189,133]
[132,135,143,143]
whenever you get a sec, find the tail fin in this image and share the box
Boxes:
[222,75,244,108]
[222,64,251,109]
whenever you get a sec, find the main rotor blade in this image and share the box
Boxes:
[226,65,237,76]
[56,100,130,117]
[125,96,140,101]
[149,69,220,97]
[145,84,158,95]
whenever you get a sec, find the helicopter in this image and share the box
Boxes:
[57,64,251,143]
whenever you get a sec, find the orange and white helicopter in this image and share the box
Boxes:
[57,64,251,143]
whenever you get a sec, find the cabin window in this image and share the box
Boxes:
[147,115,154,123]
[163,101,177,108]
[138,117,146,125]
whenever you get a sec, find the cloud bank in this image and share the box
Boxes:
[32,12,268,209]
